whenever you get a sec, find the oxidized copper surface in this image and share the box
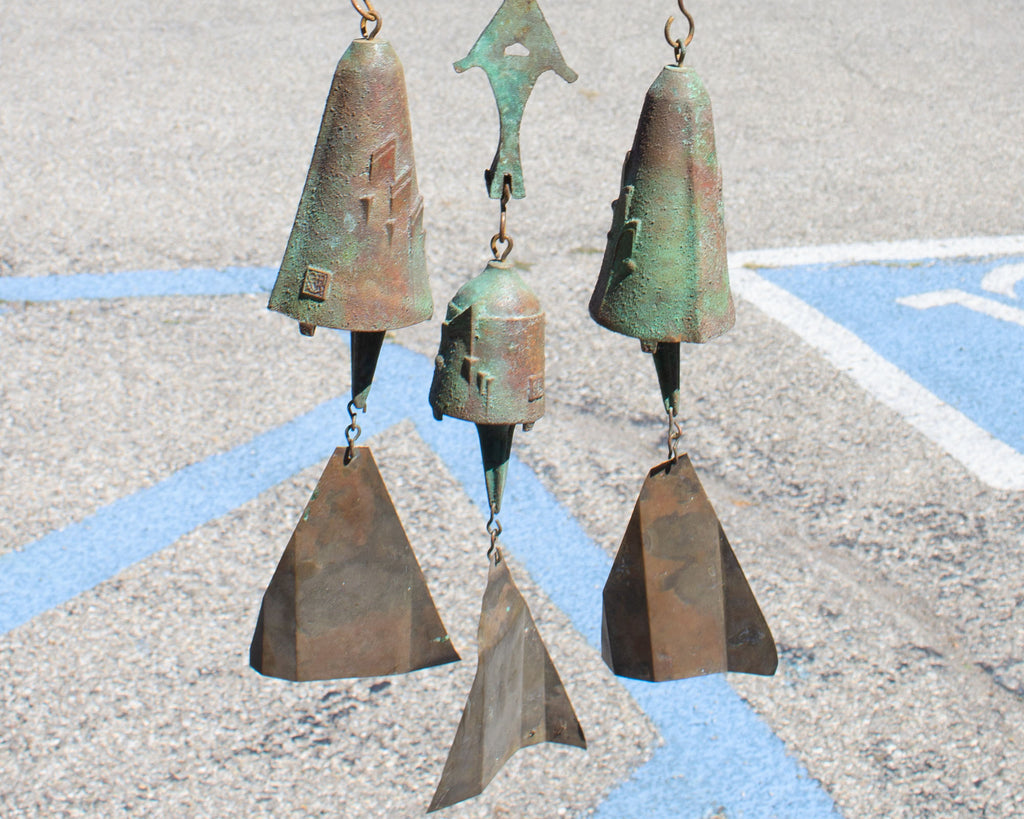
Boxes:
[601,454,777,681]
[429,552,586,812]
[250,447,459,681]
[455,0,577,199]
[590,65,735,344]
[268,38,431,332]
[430,260,545,427]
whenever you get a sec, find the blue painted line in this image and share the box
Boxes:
[0,266,275,303]
[0,274,839,817]
[758,256,1024,454]
[0,394,398,634]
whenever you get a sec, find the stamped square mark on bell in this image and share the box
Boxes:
[300,265,332,302]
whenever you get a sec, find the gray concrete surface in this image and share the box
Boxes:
[2,1,1023,817]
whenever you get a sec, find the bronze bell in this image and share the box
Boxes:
[429,260,544,514]
[589,64,734,348]
[429,259,544,427]
[268,37,432,335]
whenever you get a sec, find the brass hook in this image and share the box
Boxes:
[664,1,695,66]
[489,175,515,262]
[350,0,382,39]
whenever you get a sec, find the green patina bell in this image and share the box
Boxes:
[429,260,545,514]
[269,38,431,335]
[589,64,734,349]
[430,260,545,427]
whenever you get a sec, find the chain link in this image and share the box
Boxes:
[486,507,503,562]
[489,175,514,262]
[664,1,695,66]
[667,409,683,463]
[350,0,382,39]
[344,399,363,462]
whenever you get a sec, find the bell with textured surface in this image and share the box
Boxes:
[601,454,777,682]
[589,63,734,347]
[429,259,545,513]
[250,447,460,681]
[268,37,431,335]
[429,550,586,812]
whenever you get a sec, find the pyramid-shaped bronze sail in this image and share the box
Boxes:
[429,553,585,812]
[268,38,431,333]
[601,454,777,681]
[250,447,459,681]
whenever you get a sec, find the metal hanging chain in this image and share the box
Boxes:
[664,0,695,66]
[666,409,683,463]
[350,0,382,39]
[486,506,503,563]
[344,399,363,461]
[489,175,515,262]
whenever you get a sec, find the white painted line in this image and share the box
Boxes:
[729,265,1024,492]
[730,234,1024,269]
[981,263,1024,299]
[897,289,1024,328]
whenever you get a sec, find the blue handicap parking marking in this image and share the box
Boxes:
[757,255,1024,455]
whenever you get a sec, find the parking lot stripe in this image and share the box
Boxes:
[0,266,275,302]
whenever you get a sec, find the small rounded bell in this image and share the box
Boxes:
[429,260,545,427]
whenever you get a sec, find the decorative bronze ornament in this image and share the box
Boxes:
[249,0,773,809]
[602,455,777,681]
[428,552,586,813]
[454,0,578,199]
[589,2,777,685]
[426,1,584,809]
[251,447,460,681]
[251,5,458,686]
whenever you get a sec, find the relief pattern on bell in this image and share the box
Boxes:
[268,38,432,333]
[590,65,735,345]
[429,260,545,427]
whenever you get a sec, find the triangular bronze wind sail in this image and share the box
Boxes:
[601,454,777,682]
[429,552,586,812]
[250,447,459,681]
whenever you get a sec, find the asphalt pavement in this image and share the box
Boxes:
[2,1,1023,817]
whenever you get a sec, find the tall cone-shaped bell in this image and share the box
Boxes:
[601,454,777,682]
[250,447,460,681]
[268,38,431,333]
[589,65,734,344]
[429,552,586,812]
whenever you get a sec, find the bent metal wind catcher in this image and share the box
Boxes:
[248,1,775,813]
